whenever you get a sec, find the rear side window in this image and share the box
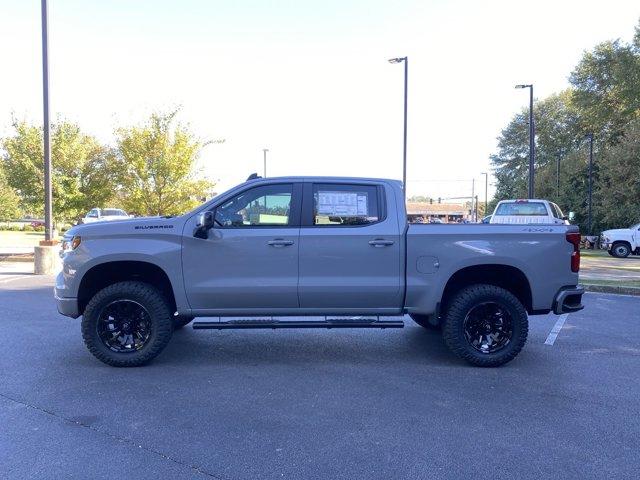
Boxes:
[312,184,380,226]
[495,202,548,216]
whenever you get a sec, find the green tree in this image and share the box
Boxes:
[0,166,21,221]
[570,34,640,144]
[113,111,214,216]
[1,120,116,223]
[490,91,582,202]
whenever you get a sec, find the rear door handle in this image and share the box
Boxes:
[368,239,395,247]
[268,239,294,247]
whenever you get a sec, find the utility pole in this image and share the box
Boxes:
[585,133,594,235]
[474,195,478,222]
[471,178,475,222]
[556,154,561,199]
[41,0,53,242]
[516,84,535,198]
[481,172,488,215]
[262,148,268,178]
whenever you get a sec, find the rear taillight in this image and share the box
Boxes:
[566,232,581,272]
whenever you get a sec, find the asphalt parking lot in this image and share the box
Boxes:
[1,271,639,480]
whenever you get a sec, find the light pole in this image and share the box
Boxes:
[41,0,53,242]
[388,56,408,202]
[585,133,594,235]
[481,172,488,216]
[262,148,268,178]
[470,178,475,222]
[515,84,535,198]
[556,153,561,199]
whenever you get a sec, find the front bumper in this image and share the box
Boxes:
[553,285,585,315]
[55,287,79,318]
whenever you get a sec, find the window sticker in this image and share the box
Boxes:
[318,191,368,216]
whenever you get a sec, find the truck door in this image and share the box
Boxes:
[298,182,402,312]
[182,182,302,312]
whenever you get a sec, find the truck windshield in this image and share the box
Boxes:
[495,202,548,216]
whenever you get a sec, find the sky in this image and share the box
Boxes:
[1,0,639,201]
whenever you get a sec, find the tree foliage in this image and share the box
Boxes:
[1,120,115,223]
[0,165,21,221]
[113,111,214,216]
[490,19,640,232]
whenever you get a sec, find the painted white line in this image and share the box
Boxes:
[544,314,568,346]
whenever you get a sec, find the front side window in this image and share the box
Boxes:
[87,209,99,218]
[313,184,380,226]
[215,184,293,227]
[495,202,548,216]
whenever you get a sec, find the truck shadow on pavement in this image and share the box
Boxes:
[159,325,462,368]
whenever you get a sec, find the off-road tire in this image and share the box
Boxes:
[409,313,442,331]
[172,315,194,330]
[611,242,631,258]
[442,284,528,367]
[81,281,173,367]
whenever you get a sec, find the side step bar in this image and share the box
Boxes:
[192,319,404,330]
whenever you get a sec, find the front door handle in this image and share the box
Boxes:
[369,239,395,247]
[268,239,294,247]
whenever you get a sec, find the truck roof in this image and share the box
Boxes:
[243,175,401,184]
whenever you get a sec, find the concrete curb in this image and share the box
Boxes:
[584,284,640,296]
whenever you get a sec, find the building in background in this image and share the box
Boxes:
[406,201,469,223]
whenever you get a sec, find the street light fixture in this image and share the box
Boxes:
[388,56,408,201]
[515,84,535,199]
[585,133,594,235]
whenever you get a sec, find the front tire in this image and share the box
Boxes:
[611,242,631,258]
[442,284,528,367]
[81,281,173,367]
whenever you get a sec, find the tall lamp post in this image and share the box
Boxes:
[41,0,53,242]
[585,133,594,235]
[262,148,268,178]
[481,172,488,216]
[515,84,535,198]
[556,153,561,199]
[388,56,408,202]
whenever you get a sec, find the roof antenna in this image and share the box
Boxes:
[246,173,261,181]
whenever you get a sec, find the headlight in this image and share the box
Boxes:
[60,236,81,254]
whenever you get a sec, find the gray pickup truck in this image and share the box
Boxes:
[56,176,584,368]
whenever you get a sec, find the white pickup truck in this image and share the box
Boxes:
[601,223,640,258]
[56,176,584,368]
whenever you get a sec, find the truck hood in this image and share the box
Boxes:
[66,215,185,237]
[601,228,631,237]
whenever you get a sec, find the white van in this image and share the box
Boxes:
[489,199,568,225]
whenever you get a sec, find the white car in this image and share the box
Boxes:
[489,199,568,225]
[601,223,640,258]
[80,208,131,224]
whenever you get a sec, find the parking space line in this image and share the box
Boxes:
[544,314,568,346]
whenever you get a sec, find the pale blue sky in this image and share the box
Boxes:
[2,0,639,199]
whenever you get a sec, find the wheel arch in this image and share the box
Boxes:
[77,261,176,316]
[441,264,533,314]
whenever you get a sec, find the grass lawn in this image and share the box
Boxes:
[581,278,640,287]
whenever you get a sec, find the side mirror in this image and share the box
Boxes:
[568,211,576,221]
[194,211,215,238]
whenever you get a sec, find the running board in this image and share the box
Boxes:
[192,318,404,330]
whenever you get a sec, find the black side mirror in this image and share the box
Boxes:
[194,211,215,238]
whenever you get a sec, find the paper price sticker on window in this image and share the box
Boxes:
[318,191,368,216]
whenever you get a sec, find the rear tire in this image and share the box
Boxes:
[172,315,194,330]
[442,284,528,367]
[611,242,631,258]
[81,281,173,367]
[409,313,441,331]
